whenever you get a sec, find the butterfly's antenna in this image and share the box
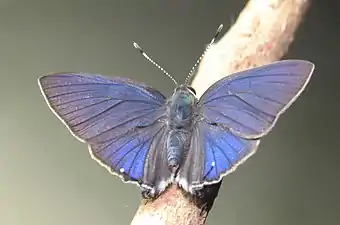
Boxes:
[184,24,224,85]
[133,42,178,86]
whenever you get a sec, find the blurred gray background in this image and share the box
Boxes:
[1,0,339,225]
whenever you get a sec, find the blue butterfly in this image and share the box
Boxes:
[38,25,314,198]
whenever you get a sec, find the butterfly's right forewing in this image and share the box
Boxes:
[38,73,172,197]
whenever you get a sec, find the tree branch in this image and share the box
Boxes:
[130,0,311,224]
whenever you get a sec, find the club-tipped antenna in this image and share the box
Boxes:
[133,42,178,86]
[184,24,224,85]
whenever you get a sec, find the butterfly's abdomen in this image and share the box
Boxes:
[166,130,187,172]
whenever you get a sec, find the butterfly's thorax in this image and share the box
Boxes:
[166,86,198,172]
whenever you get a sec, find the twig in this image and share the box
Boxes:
[130,0,311,224]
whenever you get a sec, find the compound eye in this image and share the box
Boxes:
[187,86,196,95]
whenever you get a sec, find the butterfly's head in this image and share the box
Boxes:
[171,85,197,106]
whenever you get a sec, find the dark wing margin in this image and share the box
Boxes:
[198,60,315,139]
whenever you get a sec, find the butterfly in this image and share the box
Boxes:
[38,25,314,198]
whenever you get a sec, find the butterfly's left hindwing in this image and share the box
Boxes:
[38,73,171,197]
[177,120,259,193]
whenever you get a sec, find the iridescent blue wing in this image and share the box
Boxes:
[178,60,314,192]
[38,73,172,197]
[198,60,315,139]
[177,120,259,193]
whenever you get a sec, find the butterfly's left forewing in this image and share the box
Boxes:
[38,73,172,197]
[199,60,314,139]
